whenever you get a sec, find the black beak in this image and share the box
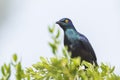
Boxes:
[56,21,61,24]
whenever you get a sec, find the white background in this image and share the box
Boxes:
[0,0,120,74]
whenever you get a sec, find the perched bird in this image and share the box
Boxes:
[56,18,98,66]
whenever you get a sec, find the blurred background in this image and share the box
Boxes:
[0,0,120,74]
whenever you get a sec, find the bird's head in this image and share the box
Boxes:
[56,18,75,31]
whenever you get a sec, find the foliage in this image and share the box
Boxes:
[48,24,60,55]
[0,25,120,80]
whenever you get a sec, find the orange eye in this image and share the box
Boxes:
[65,19,69,23]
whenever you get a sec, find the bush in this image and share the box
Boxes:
[0,25,120,80]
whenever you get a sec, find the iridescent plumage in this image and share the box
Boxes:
[56,18,98,65]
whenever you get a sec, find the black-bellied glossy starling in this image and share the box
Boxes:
[56,18,98,65]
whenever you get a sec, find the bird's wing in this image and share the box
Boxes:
[78,33,97,61]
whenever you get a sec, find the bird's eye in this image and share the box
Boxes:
[65,19,69,23]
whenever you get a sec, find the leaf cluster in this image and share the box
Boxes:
[0,25,120,80]
[26,51,120,80]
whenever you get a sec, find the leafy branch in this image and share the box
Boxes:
[0,25,120,80]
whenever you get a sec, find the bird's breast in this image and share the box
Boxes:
[64,36,80,51]
[65,29,79,42]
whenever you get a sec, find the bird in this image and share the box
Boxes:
[56,18,98,66]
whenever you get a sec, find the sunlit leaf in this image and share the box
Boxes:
[13,54,18,62]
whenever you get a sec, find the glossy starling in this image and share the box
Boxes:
[56,18,98,65]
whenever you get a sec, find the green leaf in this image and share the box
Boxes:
[7,64,11,73]
[81,61,92,68]
[48,25,55,33]
[50,57,58,65]
[72,57,80,66]
[40,57,47,63]
[62,46,69,58]
[48,42,57,55]
[13,54,18,62]
[1,66,5,76]
[56,29,60,38]
[48,26,53,33]
[110,66,115,73]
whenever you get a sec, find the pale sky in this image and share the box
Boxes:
[0,0,120,74]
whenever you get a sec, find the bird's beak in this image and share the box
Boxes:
[56,21,61,24]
